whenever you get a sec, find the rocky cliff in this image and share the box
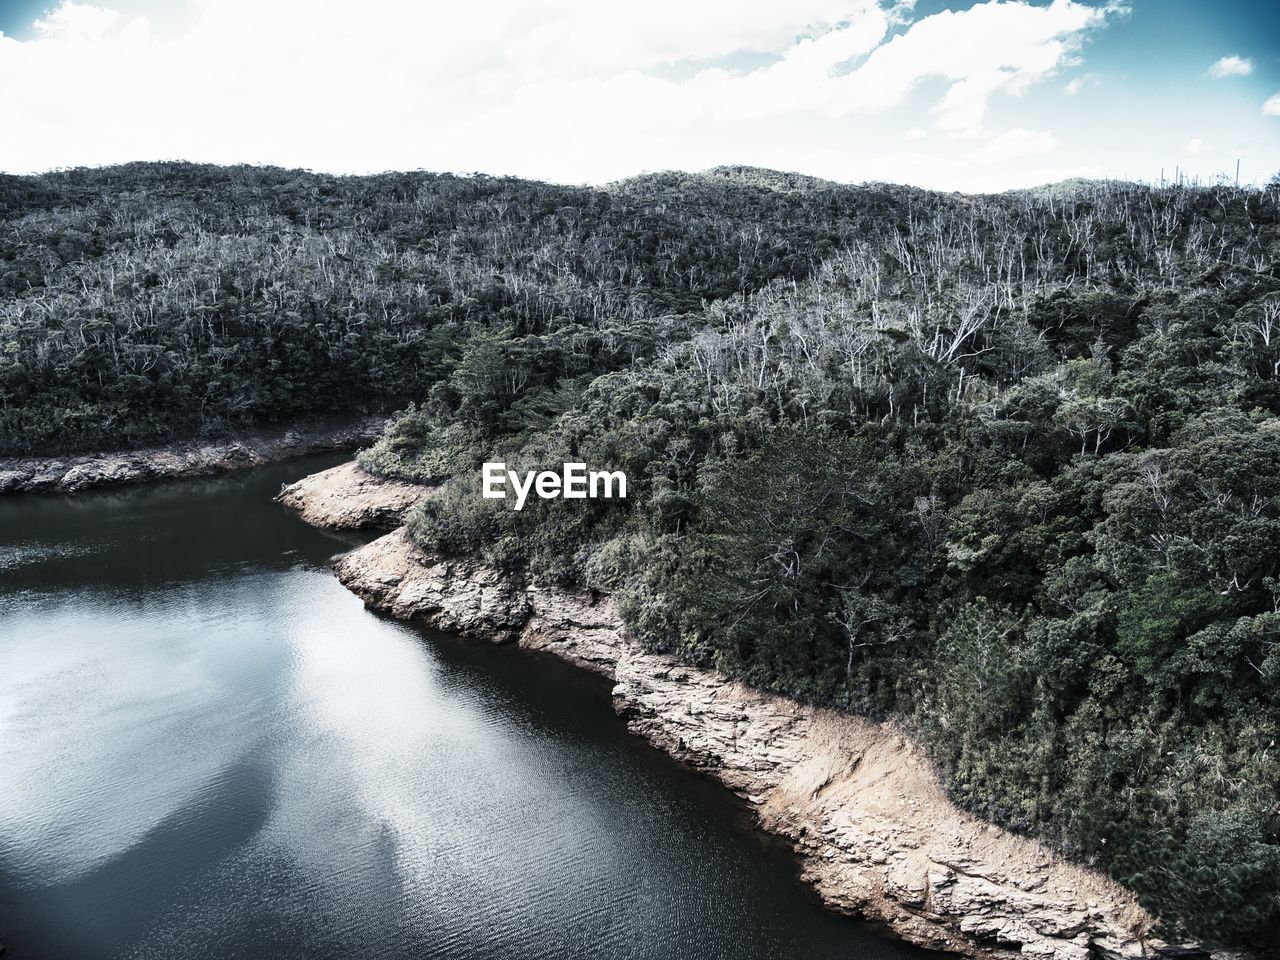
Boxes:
[290,460,1224,960]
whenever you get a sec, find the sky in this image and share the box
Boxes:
[0,0,1277,191]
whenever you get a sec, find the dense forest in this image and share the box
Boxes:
[3,163,1278,951]
[0,163,877,454]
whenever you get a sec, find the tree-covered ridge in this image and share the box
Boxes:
[0,162,924,454]
[4,163,1278,949]
[372,178,1280,950]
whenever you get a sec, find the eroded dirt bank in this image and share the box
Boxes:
[283,460,1228,960]
[0,419,387,494]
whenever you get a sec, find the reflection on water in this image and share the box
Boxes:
[0,457,933,960]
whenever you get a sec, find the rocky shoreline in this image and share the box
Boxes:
[0,418,388,494]
[275,460,432,529]
[281,461,1228,960]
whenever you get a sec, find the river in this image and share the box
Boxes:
[0,456,935,960]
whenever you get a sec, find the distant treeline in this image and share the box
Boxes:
[0,162,910,454]
[4,163,1278,950]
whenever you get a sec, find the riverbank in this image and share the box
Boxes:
[0,419,388,494]
[275,460,432,528]
[279,461,1226,960]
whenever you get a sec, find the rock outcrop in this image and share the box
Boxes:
[276,461,431,529]
[290,461,1221,960]
[0,419,387,494]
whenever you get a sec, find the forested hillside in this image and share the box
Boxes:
[0,163,898,454]
[4,163,1278,950]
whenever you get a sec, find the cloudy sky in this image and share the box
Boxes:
[0,0,1277,190]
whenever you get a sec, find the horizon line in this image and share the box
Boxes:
[3,158,1276,197]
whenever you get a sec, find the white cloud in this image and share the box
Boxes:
[32,2,123,38]
[1186,137,1204,155]
[826,0,1110,133]
[905,127,927,141]
[0,0,1123,188]
[970,128,1058,164]
[1265,93,1280,117]
[1063,72,1098,95]
[1208,55,1253,79]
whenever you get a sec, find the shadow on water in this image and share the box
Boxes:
[0,454,940,960]
[1,754,276,959]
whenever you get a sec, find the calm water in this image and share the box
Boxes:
[0,458,933,960]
